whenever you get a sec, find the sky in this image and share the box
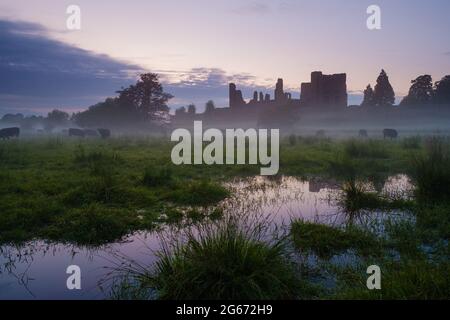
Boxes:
[0,0,449,115]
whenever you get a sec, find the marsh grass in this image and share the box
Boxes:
[413,137,450,202]
[402,136,422,149]
[288,134,297,146]
[340,180,381,213]
[45,204,140,245]
[344,139,389,159]
[166,180,230,207]
[142,165,173,187]
[334,259,450,300]
[291,220,380,259]
[110,211,305,300]
[338,177,413,215]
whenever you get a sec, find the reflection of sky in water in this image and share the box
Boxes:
[0,175,413,300]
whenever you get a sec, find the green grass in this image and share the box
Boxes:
[334,259,450,300]
[166,180,229,207]
[142,165,173,187]
[0,136,433,245]
[412,137,450,203]
[343,139,389,159]
[1,136,449,299]
[0,138,231,244]
[291,220,380,258]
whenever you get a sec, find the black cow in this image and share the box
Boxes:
[359,129,368,138]
[97,128,111,139]
[383,129,398,139]
[69,128,85,138]
[0,127,20,140]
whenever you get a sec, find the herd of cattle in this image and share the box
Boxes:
[313,129,398,139]
[0,127,111,140]
[1,127,399,140]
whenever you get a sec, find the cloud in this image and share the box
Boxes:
[231,1,271,15]
[0,19,276,115]
[230,1,302,16]
[0,19,142,115]
[161,68,278,112]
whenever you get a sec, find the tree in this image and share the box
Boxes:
[433,75,450,104]
[373,69,395,106]
[361,84,375,106]
[205,100,215,113]
[1,113,24,123]
[47,109,69,124]
[45,109,69,132]
[400,75,433,106]
[74,73,173,128]
[116,73,173,120]
[187,104,196,115]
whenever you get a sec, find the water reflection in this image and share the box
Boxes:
[0,175,414,299]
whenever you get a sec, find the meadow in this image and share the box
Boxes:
[0,135,449,299]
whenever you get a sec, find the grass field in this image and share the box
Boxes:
[1,135,449,299]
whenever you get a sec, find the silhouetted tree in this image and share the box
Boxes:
[205,100,215,113]
[47,109,69,124]
[373,69,395,106]
[73,97,138,127]
[433,75,450,104]
[361,84,375,106]
[73,73,173,128]
[400,75,433,105]
[1,113,24,123]
[187,104,196,115]
[116,73,173,120]
[45,109,69,132]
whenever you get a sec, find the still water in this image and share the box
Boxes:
[0,175,413,299]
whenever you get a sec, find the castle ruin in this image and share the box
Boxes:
[300,72,347,107]
[229,71,347,109]
[174,71,348,129]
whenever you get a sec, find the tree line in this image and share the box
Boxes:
[361,69,450,107]
[0,73,173,130]
[2,70,450,130]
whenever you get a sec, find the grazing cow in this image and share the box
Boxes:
[0,127,20,140]
[68,128,85,138]
[316,130,326,138]
[383,129,398,139]
[97,128,111,139]
[359,129,368,138]
[83,129,99,137]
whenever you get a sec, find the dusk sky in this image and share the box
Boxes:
[1,0,449,115]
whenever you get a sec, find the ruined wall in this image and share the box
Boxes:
[301,72,347,107]
[229,83,245,108]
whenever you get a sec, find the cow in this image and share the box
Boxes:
[383,129,398,139]
[97,128,111,139]
[68,128,85,138]
[316,130,326,138]
[0,127,20,140]
[359,129,368,138]
[84,129,99,137]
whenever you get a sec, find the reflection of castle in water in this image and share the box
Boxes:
[173,71,347,128]
[308,180,340,193]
